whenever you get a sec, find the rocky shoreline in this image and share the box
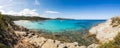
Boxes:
[13,28,99,48]
[13,20,99,46]
[1,14,120,48]
[89,16,120,43]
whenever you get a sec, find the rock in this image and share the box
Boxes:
[14,31,82,48]
[87,43,99,48]
[89,18,120,43]
[58,44,66,48]
[41,39,59,48]
[14,31,26,37]
[79,46,87,48]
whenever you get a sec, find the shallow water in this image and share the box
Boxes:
[14,20,105,45]
[14,20,105,33]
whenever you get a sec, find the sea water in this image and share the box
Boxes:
[14,20,106,45]
[14,20,105,33]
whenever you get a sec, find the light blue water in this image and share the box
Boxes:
[14,20,105,33]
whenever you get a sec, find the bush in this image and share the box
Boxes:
[111,17,120,27]
[0,43,9,48]
[99,41,115,48]
[0,14,6,30]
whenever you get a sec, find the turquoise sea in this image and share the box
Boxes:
[14,20,105,45]
[14,20,105,33]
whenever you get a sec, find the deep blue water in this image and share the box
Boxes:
[14,20,105,33]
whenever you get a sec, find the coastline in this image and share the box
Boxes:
[1,14,120,48]
[13,20,103,46]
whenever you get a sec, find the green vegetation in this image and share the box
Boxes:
[0,13,10,48]
[2,14,72,21]
[0,43,9,48]
[0,13,6,30]
[99,33,120,48]
[55,17,73,20]
[0,13,19,48]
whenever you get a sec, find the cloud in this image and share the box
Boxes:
[0,8,40,16]
[9,0,13,2]
[3,10,18,15]
[0,6,3,9]
[45,11,60,14]
[35,0,40,5]
[0,6,5,13]
[0,10,5,14]
[18,9,39,16]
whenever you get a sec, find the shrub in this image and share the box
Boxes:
[99,41,115,48]
[111,17,120,27]
[0,43,9,48]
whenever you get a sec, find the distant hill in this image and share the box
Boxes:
[2,15,74,21]
[55,18,74,20]
[2,15,51,21]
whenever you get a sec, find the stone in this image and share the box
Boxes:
[79,46,87,48]
[87,43,99,48]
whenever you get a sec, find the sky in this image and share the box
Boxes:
[0,0,120,19]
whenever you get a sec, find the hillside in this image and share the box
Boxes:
[0,13,18,48]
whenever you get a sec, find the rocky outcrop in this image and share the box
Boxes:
[14,31,81,48]
[89,16,120,43]
[87,44,99,48]
[14,30,100,48]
